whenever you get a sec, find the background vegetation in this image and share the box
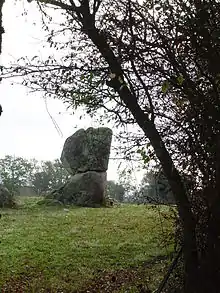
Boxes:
[0,155,174,205]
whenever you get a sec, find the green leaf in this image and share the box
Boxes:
[89,72,94,81]
[162,80,170,93]
[143,157,151,164]
[177,75,184,85]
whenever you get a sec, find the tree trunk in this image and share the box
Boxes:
[196,194,220,293]
[0,0,5,54]
[199,138,220,292]
[203,208,220,292]
[119,94,199,293]
[83,24,199,292]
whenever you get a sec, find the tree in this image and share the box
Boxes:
[0,155,34,193]
[0,0,5,55]
[32,171,51,194]
[47,159,70,190]
[2,0,220,291]
[0,0,5,113]
[32,159,69,194]
[0,155,69,195]
[107,180,125,202]
[139,170,175,205]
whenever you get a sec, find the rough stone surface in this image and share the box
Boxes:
[49,171,107,207]
[0,185,15,208]
[49,127,113,207]
[61,127,113,175]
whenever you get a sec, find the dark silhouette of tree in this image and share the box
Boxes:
[138,170,175,205]
[0,0,5,55]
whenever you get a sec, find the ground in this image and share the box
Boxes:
[0,196,174,292]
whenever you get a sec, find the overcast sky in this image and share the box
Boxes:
[0,0,138,181]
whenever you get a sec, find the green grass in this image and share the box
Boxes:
[0,196,173,292]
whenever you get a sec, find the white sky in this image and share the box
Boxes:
[0,0,143,183]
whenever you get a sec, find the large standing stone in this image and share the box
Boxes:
[61,127,113,175]
[47,127,113,207]
[0,185,15,208]
[49,171,107,207]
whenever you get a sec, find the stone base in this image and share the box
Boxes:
[48,171,107,207]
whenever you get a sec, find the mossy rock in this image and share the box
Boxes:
[48,171,106,207]
[0,185,16,208]
[61,127,113,175]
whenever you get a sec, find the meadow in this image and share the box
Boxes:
[0,197,173,292]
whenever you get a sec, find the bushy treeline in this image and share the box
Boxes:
[0,156,127,200]
[0,155,173,204]
[113,169,175,205]
[0,155,69,195]
[130,170,175,205]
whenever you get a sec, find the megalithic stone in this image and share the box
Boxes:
[51,171,107,207]
[61,127,113,175]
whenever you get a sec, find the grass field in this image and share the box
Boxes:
[0,196,174,292]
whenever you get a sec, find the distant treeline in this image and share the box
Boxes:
[0,155,174,204]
